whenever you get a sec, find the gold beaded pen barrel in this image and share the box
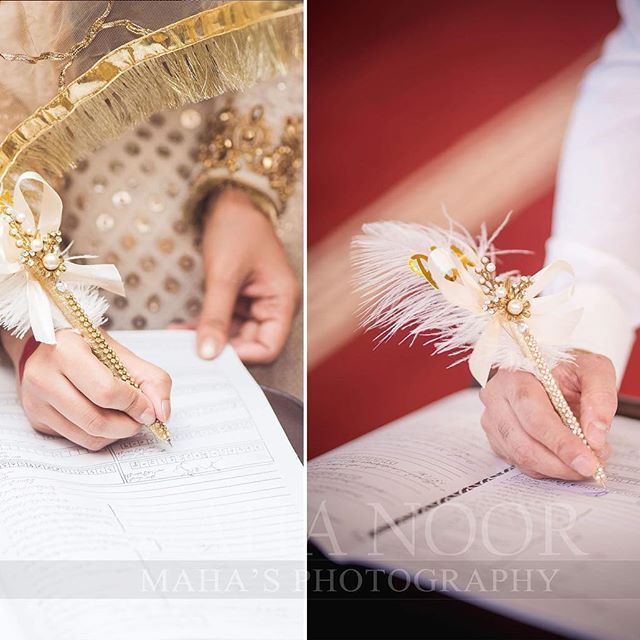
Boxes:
[0,196,172,446]
[515,330,606,486]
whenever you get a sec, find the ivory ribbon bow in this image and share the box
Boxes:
[427,247,582,387]
[0,172,125,344]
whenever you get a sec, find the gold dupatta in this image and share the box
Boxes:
[0,0,303,191]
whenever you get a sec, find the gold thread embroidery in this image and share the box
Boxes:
[199,105,303,210]
[0,1,151,89]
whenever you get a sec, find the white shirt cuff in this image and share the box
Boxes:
[566,284,635,387]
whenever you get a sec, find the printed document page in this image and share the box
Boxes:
[309,389,640,640]
[0,330,304,640]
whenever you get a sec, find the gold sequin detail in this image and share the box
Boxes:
[158,237,175,253]
[120,234,136,250]
[149,196,165,212]
[167,182,180,197]
[186,297,202,317]
[112,190,132,207]
[147,295,161,313]
[135,217,151,234]
[95,213,115,231]
[173,219,188,234]
[92,176,107,193]
[178,255,195,271]
[164,276,180,293]
[125,273,140,288]
[140,256,156,272]
[132,315,147,329]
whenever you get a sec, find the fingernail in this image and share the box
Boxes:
[571,454,597,477]
[199,338,217,360]
[588,420,609,448]
[140,409,155,425]
[161,399,171,422]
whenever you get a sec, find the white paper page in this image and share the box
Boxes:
[0,599,26,640]
[0,330,304,640]
[309,389,640,640]
[308,390,510,557]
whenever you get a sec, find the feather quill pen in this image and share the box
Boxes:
[352,217,607,486]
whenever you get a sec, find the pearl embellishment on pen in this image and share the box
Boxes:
[507,299,524,316]
[42,252,61,271]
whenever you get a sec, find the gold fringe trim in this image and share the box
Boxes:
[0,1,303,191]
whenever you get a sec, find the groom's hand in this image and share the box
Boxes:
[479,352,617,480]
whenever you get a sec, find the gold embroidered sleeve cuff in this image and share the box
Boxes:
[184,104,302,225]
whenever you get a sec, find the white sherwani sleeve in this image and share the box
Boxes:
[545,0,640,385]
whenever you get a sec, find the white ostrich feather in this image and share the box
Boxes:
[0,272,108,339]
[352,218,580,385]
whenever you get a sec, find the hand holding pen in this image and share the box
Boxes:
[479,351,616,482]
[1,328,172,451]
[0,175,172,449]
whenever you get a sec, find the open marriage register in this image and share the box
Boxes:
[309,389,640,640]
[0,331,304,640]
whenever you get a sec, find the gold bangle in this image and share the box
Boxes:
[184,175,280,231]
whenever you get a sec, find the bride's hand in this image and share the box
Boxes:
[172,188,300,363]
[2,329,172,450]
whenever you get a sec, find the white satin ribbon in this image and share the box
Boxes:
[429,253,580,387]
[0,172,125,344]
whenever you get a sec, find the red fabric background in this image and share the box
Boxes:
[308,0,637,458]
